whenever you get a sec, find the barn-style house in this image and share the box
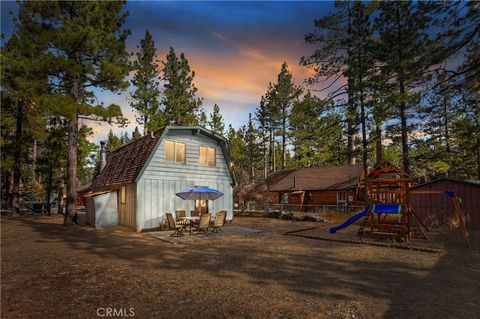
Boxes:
[84,126,236,231]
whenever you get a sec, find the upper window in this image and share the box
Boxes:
[199,146,216,166]
[165,140,186,164]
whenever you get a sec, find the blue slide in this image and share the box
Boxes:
[329,204,370,234]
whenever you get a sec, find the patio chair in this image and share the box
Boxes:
[175,210,186,220]
[175,210,190,230]
[166,213,185,237]
[212,211,226,233]
[195,213,211,236]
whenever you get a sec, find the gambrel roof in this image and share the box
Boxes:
[90,126,235,192]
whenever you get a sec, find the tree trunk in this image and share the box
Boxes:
[475,106,480,180]
[263,139,268,179]
[396,3,410,174]
[32,138,37,177]
[58,173,65,215]
[11,98,22,216]
[46,168,53,216]
[358,42,368,186]
[281,108,286,170]
[64,74,80,226]
[64,114,78,225]
[375,122,383,165]
[346,7,356,166]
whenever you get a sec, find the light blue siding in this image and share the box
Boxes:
[136,129,234,230]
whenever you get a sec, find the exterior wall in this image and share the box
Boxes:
[136,129,234,230]
[273,189,361,206]
[90,192,118,228]
[410,180,480,230]
[118,183,136,228]
[85,197,95,226]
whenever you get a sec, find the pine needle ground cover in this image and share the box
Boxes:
[1,216,479,318]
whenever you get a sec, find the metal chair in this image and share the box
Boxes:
[166,213,185,237]
[212,211,226,233]
[196,213,211,236]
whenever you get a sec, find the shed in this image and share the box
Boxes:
[410,178,480,230]
[85,191,118,228]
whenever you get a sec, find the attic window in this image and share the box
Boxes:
[199,146,216,166]
[165,140,186,164]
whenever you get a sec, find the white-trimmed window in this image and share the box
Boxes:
[165,140,186,164]
[199,146,216,166]
[337,191,348,205]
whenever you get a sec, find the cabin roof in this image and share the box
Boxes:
[89,126,235,192]
[265,164,364,192]
[411,177,480,189]
[90,128,165,192]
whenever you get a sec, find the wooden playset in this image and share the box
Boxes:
[330,160,470,246]
[358,160,428,241]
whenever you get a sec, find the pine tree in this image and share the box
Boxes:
[290,92,344,167]
[227,125,248,183]
[130,30,161,135]
[199,110,208,128]
[302,1,376,178]
[131,127,142,141]
[208,104,225,135]
[161,47,202,125]
[1,33,47,215]
[14,1,130,225]
[272,62,302,170]
[106,130,124,153]
[243,113,260,180]
[37,118,67,215]
[374,1,437,173]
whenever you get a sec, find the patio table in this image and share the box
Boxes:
[183,216,200,235]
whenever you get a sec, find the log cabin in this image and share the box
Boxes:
[264,164,365,206]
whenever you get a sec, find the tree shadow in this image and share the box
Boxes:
[3,216,479,318]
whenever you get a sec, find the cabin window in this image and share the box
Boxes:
[337,191,347,205]
[120,185,126,204]
[199,146,216,166]
[165,140,186,164]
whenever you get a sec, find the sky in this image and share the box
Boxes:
[1,1,335,143]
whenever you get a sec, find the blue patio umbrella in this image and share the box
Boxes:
[175,186,224,201]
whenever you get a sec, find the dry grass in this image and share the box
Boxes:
[1,215,479,319]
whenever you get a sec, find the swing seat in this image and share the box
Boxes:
[372,204,401,214]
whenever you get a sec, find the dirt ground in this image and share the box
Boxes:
[1,215,479,319]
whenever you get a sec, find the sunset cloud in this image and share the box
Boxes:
[1,1,334,143]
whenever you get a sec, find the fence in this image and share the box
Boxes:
[234,203,365,222]
[265,204,365,215]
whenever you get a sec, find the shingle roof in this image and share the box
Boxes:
[265,164,364,191]
[90,128,164,192]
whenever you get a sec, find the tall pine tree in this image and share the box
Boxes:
[161,47,202,125]
[130,30,161,135]
[14,1,130,225]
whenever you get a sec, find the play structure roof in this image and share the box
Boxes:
[367,160,411,179]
